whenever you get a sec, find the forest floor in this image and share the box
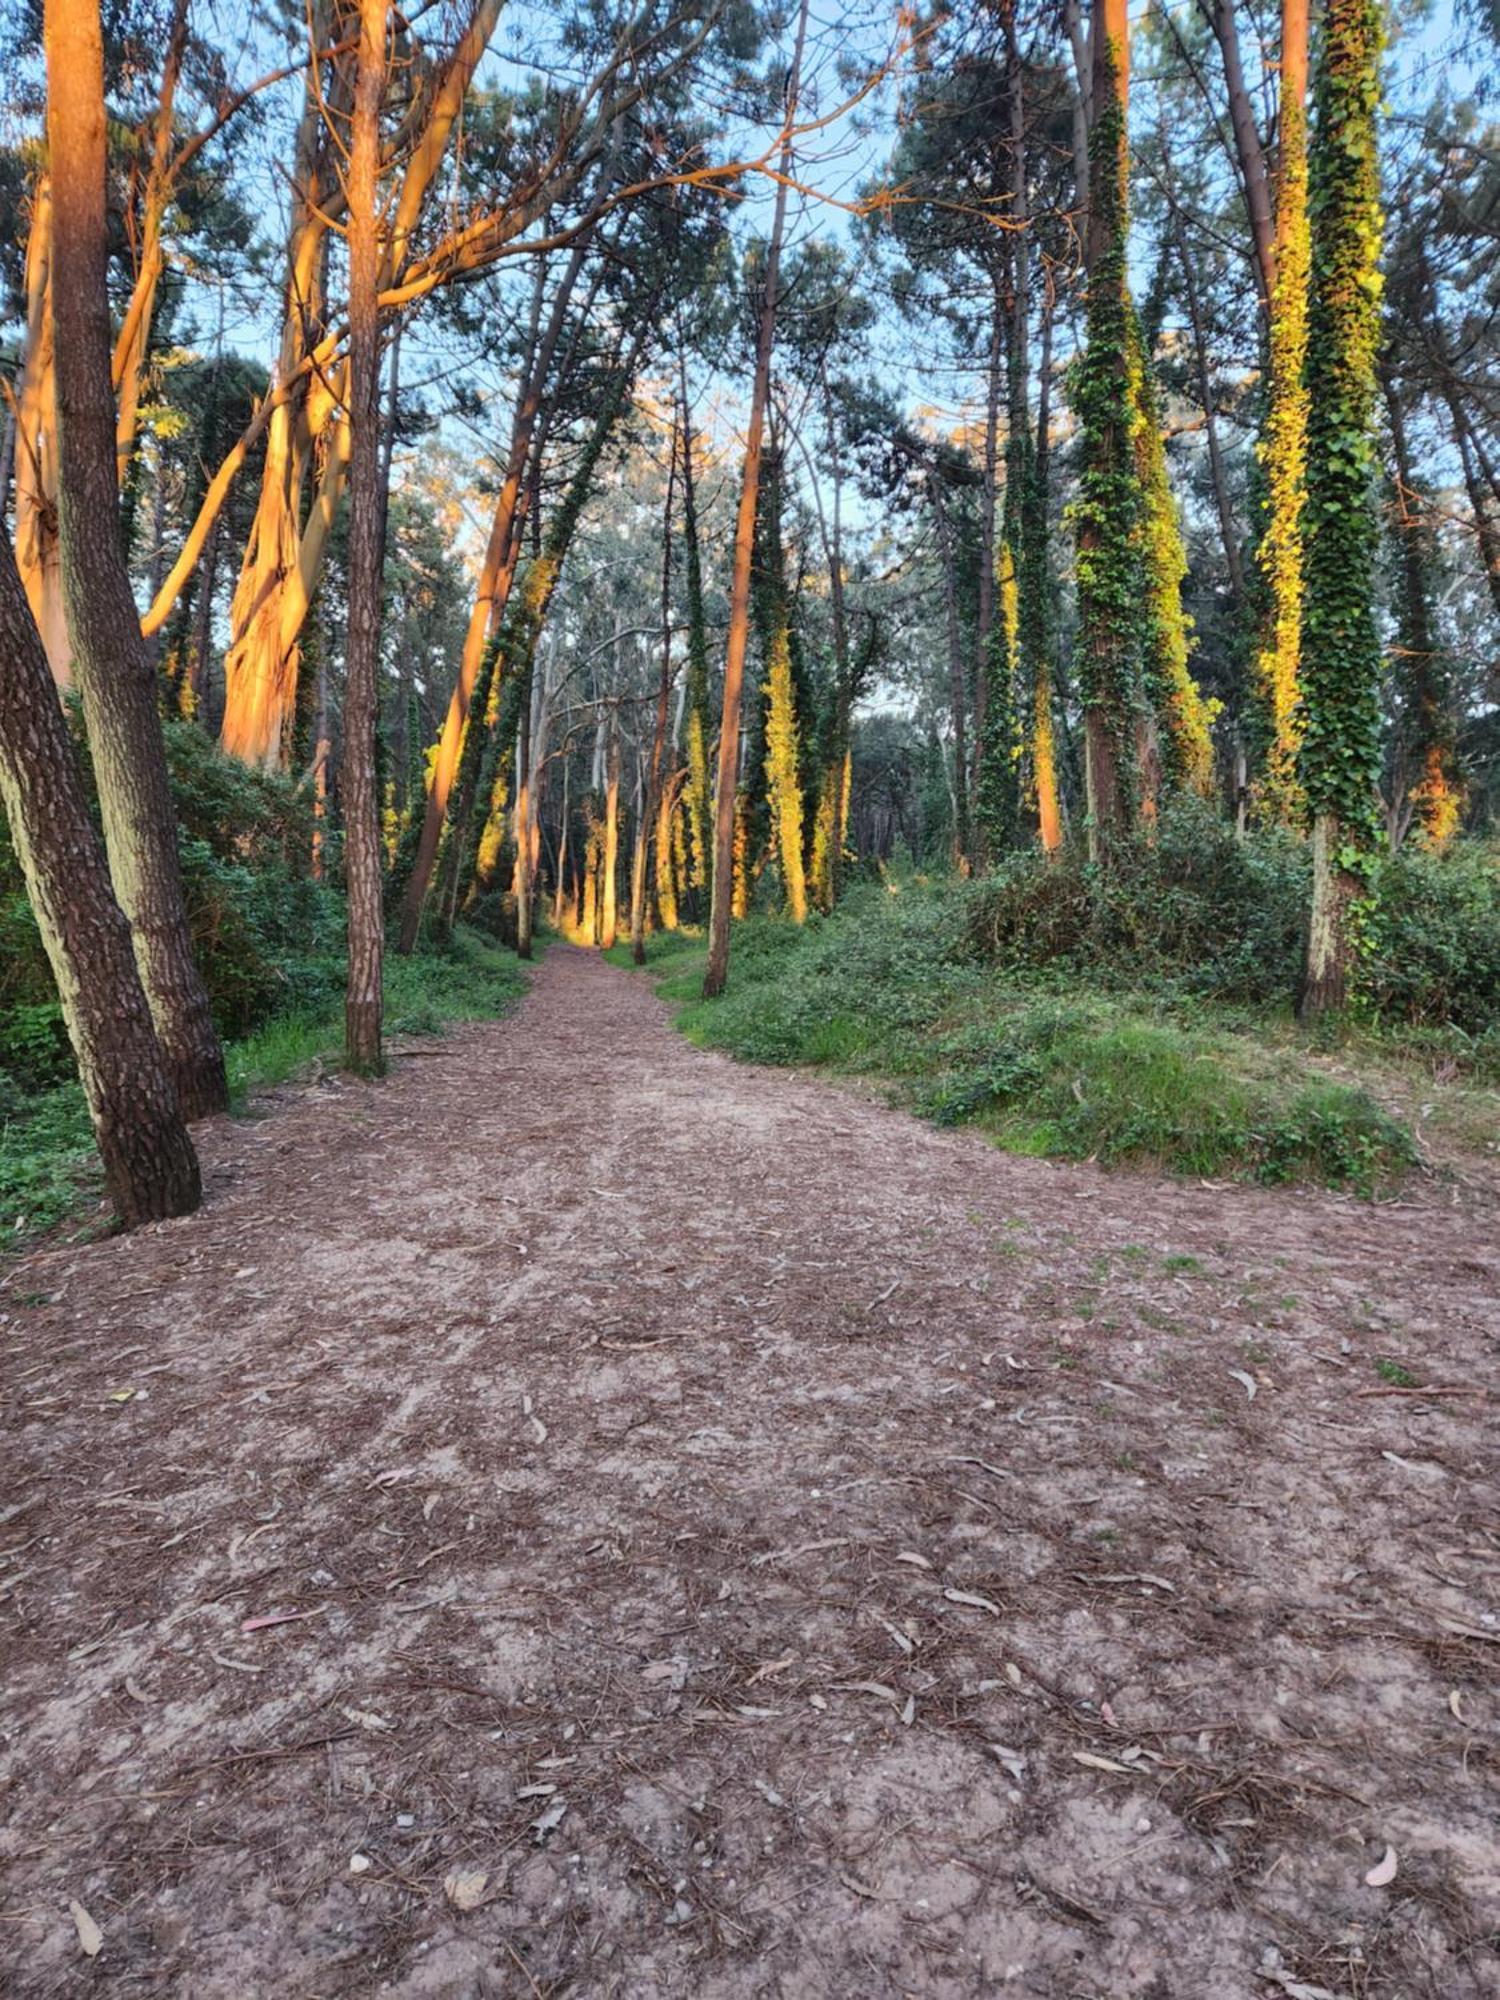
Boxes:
[2,945,1497,2000]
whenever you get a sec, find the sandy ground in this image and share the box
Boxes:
[1,945,1497,1999]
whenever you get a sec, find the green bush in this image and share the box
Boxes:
[961,802,1309,1005]
[1364,843,1500,1031]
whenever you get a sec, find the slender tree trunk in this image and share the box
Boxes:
[601,714,621,952]
[0,531,200,1223]
[45,0,227,1119]
[1442,383,1500,623]
[342,0,388,1072]
[927,472,971,869]
[703,0,810,998]
[1383,371,1461,846]
[1172,208,1244,603]
[632,426,677,963]
[397,245,588,952]
[677,373,714,913]
[1031,285,1062,855]
[515,665,537,960]
[1209,0,1277,311]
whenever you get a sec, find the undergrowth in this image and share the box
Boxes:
[621,877,1429,1194]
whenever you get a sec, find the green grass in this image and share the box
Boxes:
[623,886,1418,1196]
[0,927,529,1250]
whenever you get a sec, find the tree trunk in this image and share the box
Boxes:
[342,0,388,1073]
[601,717,621,951]
[13,176,70,681]
[927,472,971,869]
[1252,0,1311,823]
[1383,371,1461,847]
[45,0,227,1120]
[1210,0,1277,311]
[397,244,588,952]
[703,0,811,998]
[1076,0,1135,862]
[0,531,201,1224]
[1296,0,1384,1020]
[1031,285,1062,855]
[632,426,678,963]
[677,373,715,915]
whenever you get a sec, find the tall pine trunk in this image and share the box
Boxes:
[0,532,200,1225]
[44,0,227,1120]
[342,0,388,1072]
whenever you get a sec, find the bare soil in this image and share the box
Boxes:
[2,945,1498,1999]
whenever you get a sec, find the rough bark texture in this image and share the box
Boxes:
[342,0,388,1073]
[45,0,227,1120]
[0,532,200,1224]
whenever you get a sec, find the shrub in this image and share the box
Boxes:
[1364,843,1500,1032]
[961,802,1308,1005]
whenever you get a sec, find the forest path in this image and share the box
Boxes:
[3,944,1497,1998]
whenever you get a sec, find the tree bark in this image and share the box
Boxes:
[45,0,228,1120]
[0,514,201,1223]
[632,424,677,963]
[703,0,810,998]
[927,472,971,869]
[342,0,388,1073]
[600,711,621,952]
[1208,0,1276,310]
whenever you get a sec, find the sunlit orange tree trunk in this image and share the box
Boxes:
[704,0,811,997]
[44,0,227,1119]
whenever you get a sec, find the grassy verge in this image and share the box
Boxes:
[613,893,1428,1195]
[0,927,529,1250]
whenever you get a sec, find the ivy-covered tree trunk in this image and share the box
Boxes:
[927,472,972,870]
[1297,0,1385,1020]
[1127,313,1218,795]
[675,380,715,918]
[45,0,228,1121]
[1072,3,1139,861]
[1252,0,1311,824]
[1026,289,1062,854]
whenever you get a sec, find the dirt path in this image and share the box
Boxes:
[2,946,1497,1998]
